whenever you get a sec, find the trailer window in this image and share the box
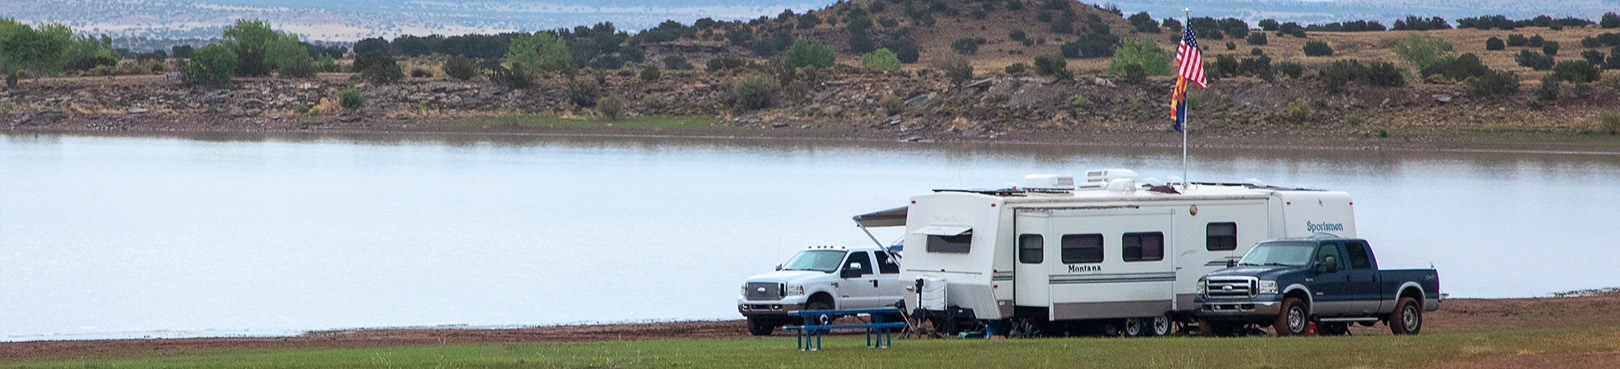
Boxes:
[1123,232,1165,262]
[874,250,900,274]
[1206,222,1237,251]
[1061,234,1104,264]
[926,234,972,254]
[1344,242,1372,270]
[1018,234,1044,264]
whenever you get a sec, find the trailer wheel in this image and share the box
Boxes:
[1389,297,1423,335]
[746,317,777,336]
[1274,297,1310,336]
[1148,313,1173,337]
[1123,318,1146,337]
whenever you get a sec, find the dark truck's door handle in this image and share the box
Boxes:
[1346,275,1352,282]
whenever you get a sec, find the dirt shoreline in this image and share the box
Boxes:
[7,113,1620,156]
[4,293,1619,364]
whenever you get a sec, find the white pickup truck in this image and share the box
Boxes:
[737,245,904,335]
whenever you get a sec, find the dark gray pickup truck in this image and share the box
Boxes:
[1192,236,1441,336]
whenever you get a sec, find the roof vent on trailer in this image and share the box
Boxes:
[1019,174,1075,194]
[1079,169,1139,190]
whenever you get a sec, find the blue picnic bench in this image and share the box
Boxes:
[783,307,906,351]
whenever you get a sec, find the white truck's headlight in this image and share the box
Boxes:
[786,284,805,296]
[1258,280,1279,294]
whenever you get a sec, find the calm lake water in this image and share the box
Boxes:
[3,132,1618,341]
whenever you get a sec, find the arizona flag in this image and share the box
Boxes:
[1171,24,1206,133]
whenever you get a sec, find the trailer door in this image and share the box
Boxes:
[1046,208,1175,321]
[1012,210,1051,311]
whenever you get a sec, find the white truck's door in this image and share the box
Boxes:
[835,250,884,308]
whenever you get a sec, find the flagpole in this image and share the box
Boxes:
[1182,8,1190,193]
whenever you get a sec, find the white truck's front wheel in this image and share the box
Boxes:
[746,316,777,336]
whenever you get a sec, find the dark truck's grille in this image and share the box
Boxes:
[1206,277,1257,298]
[745,282,784,301]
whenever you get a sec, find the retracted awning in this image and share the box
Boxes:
[912,225,972,237]
[852,206,908,228]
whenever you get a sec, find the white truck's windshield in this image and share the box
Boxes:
[781,250,847,272]
[1238,242,1317,267]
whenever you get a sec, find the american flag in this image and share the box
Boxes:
[1170,24,1205,133]
[1175,25,1206,88]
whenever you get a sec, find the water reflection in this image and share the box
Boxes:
[2,131,1618,341]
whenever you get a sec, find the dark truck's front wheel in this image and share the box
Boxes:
[746,316,778,336]
[1389,297,1423,335]
[1274,297,1310,336]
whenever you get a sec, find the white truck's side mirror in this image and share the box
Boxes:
[841,263,864,278]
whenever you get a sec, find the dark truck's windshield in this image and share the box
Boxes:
[781,250,848,272]
[1238,242,1317,267]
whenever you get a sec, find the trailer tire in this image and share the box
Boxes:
[1275,297,1310,337]
[1149,313,1173,337]
[1389,297,1423,335]
[1123,318,1146,337]
[746,317,777,336]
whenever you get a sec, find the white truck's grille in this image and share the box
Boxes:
[745,282,784,301]
[1206,277,1258,298]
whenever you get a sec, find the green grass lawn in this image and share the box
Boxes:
[449,115,723,130]
[8,326,1619,369]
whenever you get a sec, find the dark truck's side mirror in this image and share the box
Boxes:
[841,262,864,278]
[1316,256,1339,274]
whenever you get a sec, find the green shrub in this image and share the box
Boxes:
[785,39,836,68]
[1287,98,1311,122]
[1251,47,1264,56]
[292,103,311,114]
[442,56,479,80]
[1536,73,1560,100]
[1553,60,1602,83]
[952,38,980,55]
[567,76,603,107]
[639,66,661,81]
[1507,34,1527,47]
[731,73,780,110]
[1395,33,1454,71]
[706,56,747,72]
[1246,32,1268,46]
[1009,30,1028,41]
[185,44,237,87]
[940,55,974,83]
[1363,62,1405,87]
[279,58,319,79]
[1073,95,1089,107]
[1303,41,1334,57]
[860,48,902,72]
[1345,113,1365,126]
[490,65,532,89]
[1005,63,1029,75]
[1471,69,1520,97]
[1516,50,1555,70]
[1485,37,1505,51]
[663,55,694,70]
[1107,39,1173,77]
[1420,53,1488,81]
[1225,41,1236,50]
[1582,50,1606,65]
[1033,55,1066,77]
[1542,41,1559,56]
[1121,63,1146,84]
[6,71,19,88]
[352,52,403,83]
[597,94,626,120]
[1600,111,1620,134]
[881,95,903,116]
[339,88,363,108]
[1276,62,1303,79]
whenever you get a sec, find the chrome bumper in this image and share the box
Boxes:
[738,302,806,316]
[1194,297,1282,318]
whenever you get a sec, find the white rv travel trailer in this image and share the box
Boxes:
[873,169,1357,336]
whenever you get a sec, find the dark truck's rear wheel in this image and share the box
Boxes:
[1389,297,1423,335]
[746,317,777,336]
[1274,297,1310,336]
